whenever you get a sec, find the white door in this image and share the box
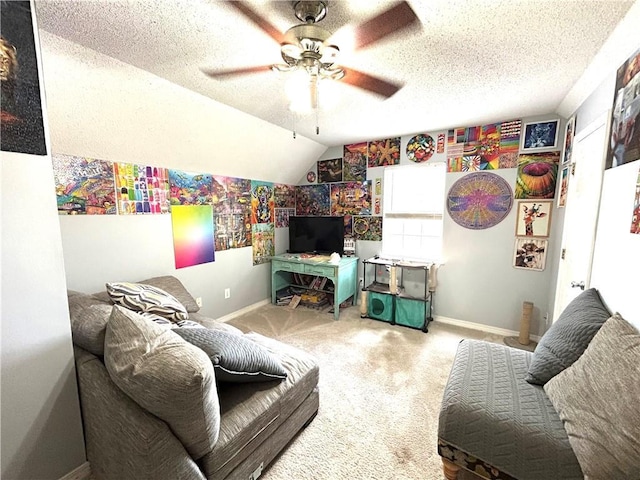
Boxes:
[553,114,608,320]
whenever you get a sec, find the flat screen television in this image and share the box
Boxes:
[288,216,344,255]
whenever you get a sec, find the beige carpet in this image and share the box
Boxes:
[228,303,504,480]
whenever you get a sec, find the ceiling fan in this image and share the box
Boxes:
[202,1,420,107]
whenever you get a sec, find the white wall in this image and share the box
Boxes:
[1,6,86,477]
[39,32,328,318]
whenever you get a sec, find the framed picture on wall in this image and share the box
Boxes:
[562,115,576,164]
[515,200,553,237]
[513,238,548,271]
[557,165,570,208]
[521,119,560,151]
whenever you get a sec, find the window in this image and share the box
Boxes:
[381,163,446,262]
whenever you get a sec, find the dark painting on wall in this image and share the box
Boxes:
[1,0,47,155]
[605,48,640,169]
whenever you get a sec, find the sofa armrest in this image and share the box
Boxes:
[74,347,206,480]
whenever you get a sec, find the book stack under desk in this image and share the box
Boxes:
[292,273,335,293]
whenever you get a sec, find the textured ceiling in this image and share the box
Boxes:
[35,0,634,147]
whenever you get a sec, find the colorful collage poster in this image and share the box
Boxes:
[352,216,383,241]
[344,214,353,237]
[52,154,116,215]
[515,152,560,199]
[343,142,367,181]
[295,184,330,216]
[274,183,296,208]
[447,120,521,172]
[251,180,274,224]
[406,134,436,163]
[212,176,252,252]
[605,48,640,169]
[211,175,230,214]
[368,138,400,167]
[114,163,170,215]
[171,205,215,269]
[1,1,47,156]
[275,208,296,228]
[169,170,213,205]
[214,212,252,252]
[317,158,343,183]
[252,223,274,265]
[330,181,372,216]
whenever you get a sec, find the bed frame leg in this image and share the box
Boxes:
[442,458,460,480]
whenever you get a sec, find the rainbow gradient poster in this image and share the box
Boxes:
[171,205,215,269]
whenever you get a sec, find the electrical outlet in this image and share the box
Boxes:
[196,297,203,307]
[224,288,230,299]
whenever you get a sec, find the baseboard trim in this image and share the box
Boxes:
[434,315,542,342]
[58,462,91,480]
[217,298,271,323]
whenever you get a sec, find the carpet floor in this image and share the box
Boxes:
[227,303,505,480]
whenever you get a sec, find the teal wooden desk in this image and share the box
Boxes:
[271,254,359,320]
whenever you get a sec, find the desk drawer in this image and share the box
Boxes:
[272,260,305,273]
[304,264,337,277]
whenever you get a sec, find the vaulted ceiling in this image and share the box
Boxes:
[35,0,635,146]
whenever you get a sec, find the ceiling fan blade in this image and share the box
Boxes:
[341,69,403,98]
[229,1,285,45]
[201,65,273,78]
[351,1,419,50]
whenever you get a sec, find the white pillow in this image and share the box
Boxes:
[106,282,188,321]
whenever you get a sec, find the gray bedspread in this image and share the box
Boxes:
[438,339,583,480]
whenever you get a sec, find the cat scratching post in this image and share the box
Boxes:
[518,301,534,345]
[360,290,368,318]
[504,301,537,352]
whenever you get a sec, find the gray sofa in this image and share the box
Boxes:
[68,276,319,480]
[437,288,640,480]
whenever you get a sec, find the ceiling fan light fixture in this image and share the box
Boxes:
[319,44,339,64]
[281,42,302,60]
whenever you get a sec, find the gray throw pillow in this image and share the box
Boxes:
[525,288,610,385]
[544,313,640,479]
[172,327,287,383]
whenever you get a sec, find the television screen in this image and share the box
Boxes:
[288,216,345,255]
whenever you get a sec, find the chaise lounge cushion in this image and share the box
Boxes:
[525,288,610,385]
[200,332,319,479]
[438,339,583,480]
[173,327,287,383]
[544,313,640,479]
[104,306,220,459]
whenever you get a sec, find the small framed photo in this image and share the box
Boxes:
[515,200,553,237]
[513,238,548,271]
[521,119,560,151]
[562,115,576,164]
[557,165,570,208]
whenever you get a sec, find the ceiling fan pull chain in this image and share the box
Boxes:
[315,78,320,135]
[292,111,297,139]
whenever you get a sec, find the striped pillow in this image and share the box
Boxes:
[106,282,189,321]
